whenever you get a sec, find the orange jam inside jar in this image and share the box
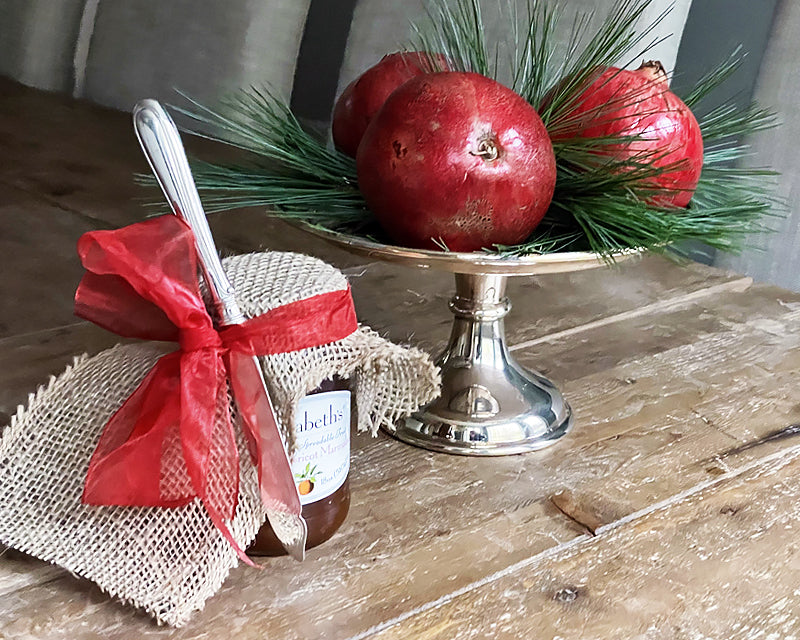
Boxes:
[248,378,352,555]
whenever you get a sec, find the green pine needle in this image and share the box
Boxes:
[410,0,492,75]
[682,47,743,109]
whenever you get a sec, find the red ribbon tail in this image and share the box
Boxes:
[179,351,250,562]
[202,499,260,569]
[82,353,189,507]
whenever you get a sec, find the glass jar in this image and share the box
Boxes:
[248,378,351,555]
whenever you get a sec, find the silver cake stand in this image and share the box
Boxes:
[300,225,631,456]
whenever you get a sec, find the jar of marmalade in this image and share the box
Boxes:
[248,378,351,555]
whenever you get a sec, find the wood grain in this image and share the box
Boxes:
[3,78,800,640]
[0,184,106,338]
[0,77,366,277]
[0,323,123,426]
[3,279,800,639]
[367,447,800,640]
[347,255,749,353]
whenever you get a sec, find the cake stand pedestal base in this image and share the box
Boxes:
[393,272,572,456]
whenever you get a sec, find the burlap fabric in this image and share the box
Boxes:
[0,251,440,627]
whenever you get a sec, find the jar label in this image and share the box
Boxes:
[292,390,351,505]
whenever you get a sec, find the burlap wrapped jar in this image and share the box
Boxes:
[0,249,439,626]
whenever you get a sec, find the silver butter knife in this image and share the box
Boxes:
[132,98,307,561]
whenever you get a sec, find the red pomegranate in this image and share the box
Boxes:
[551,61,703,208]
[356,72,556,252]
[332,52,448,157]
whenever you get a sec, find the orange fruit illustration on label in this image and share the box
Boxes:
[295,463,319,496]
[298,480,314,495]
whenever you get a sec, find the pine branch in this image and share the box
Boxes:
[167,87,370,229]
[165,0,779,261]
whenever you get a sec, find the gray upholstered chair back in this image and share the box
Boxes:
[338,0,691,93]
[716,1,800,292]
[0,0,311,108]
[1,0,691,115]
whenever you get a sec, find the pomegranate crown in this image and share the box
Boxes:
[638,60,669,87]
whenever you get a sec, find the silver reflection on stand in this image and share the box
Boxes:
[298,224,636,456]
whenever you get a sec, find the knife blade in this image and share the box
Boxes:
[132,98,307,561]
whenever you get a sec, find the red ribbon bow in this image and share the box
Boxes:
[74,215,358,563]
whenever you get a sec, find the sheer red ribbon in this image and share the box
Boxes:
[74,215,358,564]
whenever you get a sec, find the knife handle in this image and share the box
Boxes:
[133,98,246,326]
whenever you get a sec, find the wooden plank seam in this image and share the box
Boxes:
[509,276,753,351]
[350,440,800,640]
[0,321,95,347]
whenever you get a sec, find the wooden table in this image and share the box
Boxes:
[3,77,800,639]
